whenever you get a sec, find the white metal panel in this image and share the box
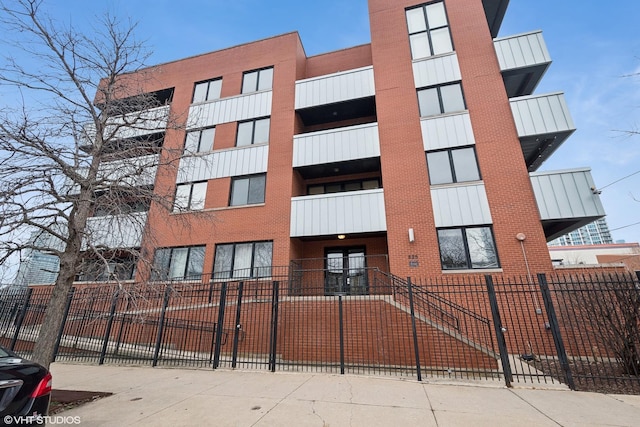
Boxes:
[530,169,605,220]
[494,31,551,71]
[290,189,387,237]
[510,92,575,137]
[431,183,492,227]
[65,155,159,195]
[85,212,148,249]
[187,91,272,129]
[293,123,380,167]
[295,66,375,110]
[412,53,462,88]
[176,144,269,184]
[83,106,170,145]
[421,112,476,151]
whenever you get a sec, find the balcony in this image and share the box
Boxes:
[510,92,576,171]
[495,31,551,97]
[293,123,380,168]
[530,168,605,241]
[483,0,509,38]
[295,66,376,127]
[66,154,159,195]
[85,211,148,249]
[290,189,386,238]
[83,105,170,144]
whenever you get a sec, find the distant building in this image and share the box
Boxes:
[549,242,640,271]
[13,231,60,287]
[548,218,613,247]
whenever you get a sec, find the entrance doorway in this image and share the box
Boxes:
[325,247,368,296]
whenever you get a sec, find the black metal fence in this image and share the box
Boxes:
[0,268,638,394]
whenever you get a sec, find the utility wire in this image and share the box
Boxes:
[599,169,640,191]
[609,221,640,232]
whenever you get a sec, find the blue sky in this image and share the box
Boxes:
[5,0,640,243]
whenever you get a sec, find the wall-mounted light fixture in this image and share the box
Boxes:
[337,234,346,240]
[408,228,415,243]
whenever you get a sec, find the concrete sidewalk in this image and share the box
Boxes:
[49,363,640,426]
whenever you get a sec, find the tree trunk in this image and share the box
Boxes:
[31,254,77,369]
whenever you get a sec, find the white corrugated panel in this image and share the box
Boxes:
[85,212,148,249]
[295,66,375,110]
[530,169,605,220]
[431,183,492,227]
[494,31,551,71]
[412,53,462,88]
[510,92,575,137]
[293,123,380,167]
[176,144,269,184]
[66,155,159,195]
[421,112,476,151]
[187,91,272,129]
[290,189,387,237]
[84,106,170,143]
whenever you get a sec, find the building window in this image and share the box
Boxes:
[236,117,270,146]
[152,246,205,281]
[79,255,137,282]
[184,127,215,153]
[427,147,480,185]
[230,174,266,206]
[174,182,207,211]
[406,2,453,59]
[307,179,380,195]
[437,226,499,270]
[418,82,465,117]
[213,241,273,279]
[192,78,222,103]
[241,67,273,94]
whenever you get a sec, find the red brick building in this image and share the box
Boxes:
[87,0,605,290]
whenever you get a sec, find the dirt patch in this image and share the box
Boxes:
[49,390,113,414]
[531,359,640,395]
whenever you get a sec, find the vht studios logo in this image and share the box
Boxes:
[4,415,82,425]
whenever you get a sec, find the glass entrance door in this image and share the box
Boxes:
[325,248,368,295]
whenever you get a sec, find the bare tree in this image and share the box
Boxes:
[0,0,185,368]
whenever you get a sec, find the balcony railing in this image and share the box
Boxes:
[530,168,605,241]
[82,105,170,145]
[293,123,380,168]
[510,92,576,171]
[290,189,386,237]
[494,30,551,97]
[295,66,375,110]
[85,211,148,249]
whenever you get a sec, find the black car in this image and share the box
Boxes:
[0,346,51,424]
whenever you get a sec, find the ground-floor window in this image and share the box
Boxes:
[437,226,499,270]
[152,246,205,280]
[213,241,273,279]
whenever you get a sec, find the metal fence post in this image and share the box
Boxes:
[484,275,513,388]
[338,295,345,375]
[213,282,227,369]
[537,273,576,390]
[268,281,280,372]
[10,287,33,351]
[231,281,244,369]
[99,290,120,365]
[152,286,171,367]
[407,277,423,382]
[52,287,75,361]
